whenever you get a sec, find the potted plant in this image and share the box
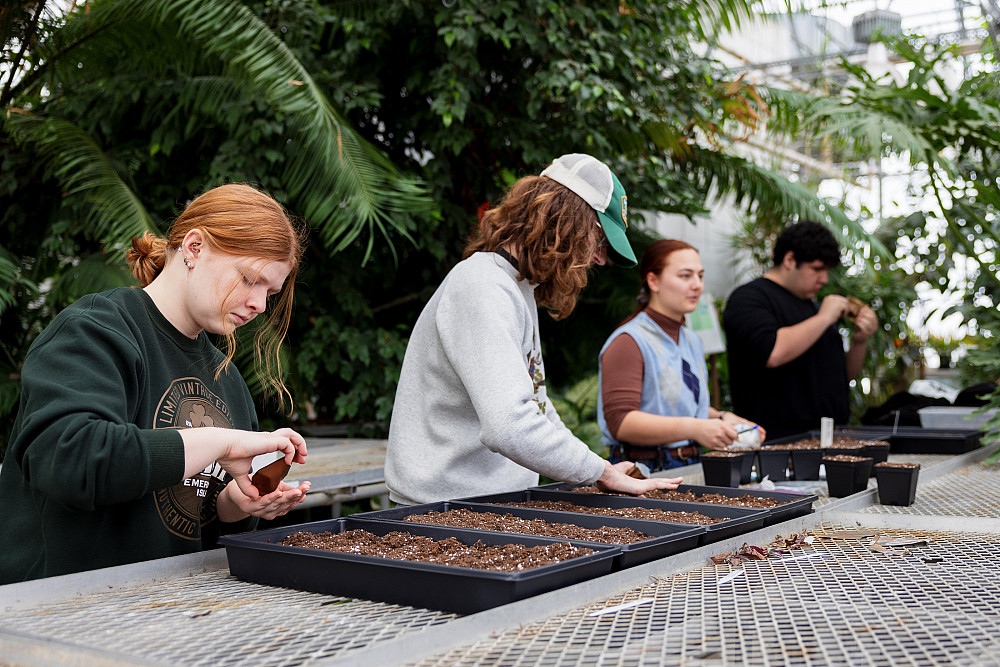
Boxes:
[700,451,745,487]
[874,462,920,506]
[822,455,874,497]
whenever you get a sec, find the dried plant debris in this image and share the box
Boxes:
[879,537,930,548]
[710,531,814,565]
[868,533,932,556]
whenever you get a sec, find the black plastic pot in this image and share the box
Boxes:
[700,452,745,488]
[825,444,865,459]
[757,447,789,482]
[822,456,874,497]
[862,442,891,476]
[789,448,823,481]
[874,463,920,506]
[739,448,757,484]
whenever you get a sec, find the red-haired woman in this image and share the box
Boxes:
[598,239,764,471]
[0,184,310,583]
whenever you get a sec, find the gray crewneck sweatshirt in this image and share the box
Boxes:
[385,252,606,504]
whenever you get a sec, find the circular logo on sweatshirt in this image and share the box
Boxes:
[152,377,234,540]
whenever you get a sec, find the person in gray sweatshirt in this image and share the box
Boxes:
[385,154,684,504]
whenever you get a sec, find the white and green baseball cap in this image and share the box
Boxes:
[540,153,636,267]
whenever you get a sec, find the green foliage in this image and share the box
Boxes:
[2,0,924,444]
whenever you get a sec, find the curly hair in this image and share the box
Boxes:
[126,183,306,409]
[772,220,840,268]
[463,176,599,320]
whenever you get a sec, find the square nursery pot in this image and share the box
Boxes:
[787,446,823,481]
[822,455,874,497]
[757,447,790,482]
[862,441,891,476]
[739,447,758,484]
[825,442,866,459]
[700,451,745,487]
[721,446,758,484]
[874,462,921,506]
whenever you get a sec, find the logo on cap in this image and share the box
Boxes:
[621,195,628,229]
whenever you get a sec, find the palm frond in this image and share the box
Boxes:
[47,253,135,306]
[3,112,157,248]
[12,0,432,260]
[0,251,22,316]
[108,0,430,256]
[685,146,891,265]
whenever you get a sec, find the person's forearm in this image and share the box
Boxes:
[216,483,250,522]
[615,411,699,445]
[845,338,868,379]
[767,313,838,368]
[180,427,232,478]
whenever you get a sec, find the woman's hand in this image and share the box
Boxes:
[595,461,683,496]
[692,419,738,450]
[218,479,312,522]
[722,412,766,444]
[214,427,308,501]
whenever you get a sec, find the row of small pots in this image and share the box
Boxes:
[701,450,920,506]
[702,442,891,485]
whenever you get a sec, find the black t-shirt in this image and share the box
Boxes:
[722,277,849,439]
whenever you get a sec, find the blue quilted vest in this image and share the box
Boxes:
[598,311,709,450]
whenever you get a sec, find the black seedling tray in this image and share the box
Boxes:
[354,501,703,570]
[533,482,816,527]
[219,517,618,614]
[834,426,982,454]
[456,489,767,545]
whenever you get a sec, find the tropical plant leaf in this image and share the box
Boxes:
[3,112,158,248]
[684,146,891,264]
[12,0,433,259]
[46,253,135,306]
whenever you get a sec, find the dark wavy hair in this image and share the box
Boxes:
[772,220,840,268]
[620,238,697,325]
[464,175,600,320]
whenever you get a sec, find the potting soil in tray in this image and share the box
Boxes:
[536,482,817,526]
[352,501,704,570]
[399,508,647,544]
[568,485,783,508]
[281,528,593,571]
[496,499,725,524]
[457,490,767,544]
[219,517,618,614]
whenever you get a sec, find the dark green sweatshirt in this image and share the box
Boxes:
[0,287,257,584]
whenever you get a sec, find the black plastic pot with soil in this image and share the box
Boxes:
[757,447,789,482]
[822,455,874,497]
[874,462,920,506]
[862,441,891,475]
[700,450,745,487]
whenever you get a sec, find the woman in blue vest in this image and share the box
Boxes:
[598,239,764,470]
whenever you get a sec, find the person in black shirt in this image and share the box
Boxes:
[722,221,878,439]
